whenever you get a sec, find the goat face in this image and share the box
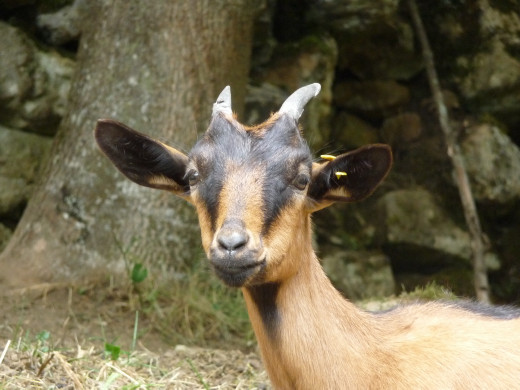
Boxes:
[95,84,392,288]
[187,112,314,287]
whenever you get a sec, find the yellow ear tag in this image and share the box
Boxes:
[335,171,347,179]
[320,154,336,161]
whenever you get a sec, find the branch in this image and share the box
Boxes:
[408,0,490,303]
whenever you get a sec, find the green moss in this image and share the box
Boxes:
[398,281,458,301]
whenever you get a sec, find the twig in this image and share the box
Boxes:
[105,362,139,385]
[55,352,84,390]
[408,0,490,303]
[0,340,11,365]
[132,310,139,352]
[9,282,72,297]
[37,352,55,377]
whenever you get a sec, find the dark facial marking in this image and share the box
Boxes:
[190,163,224,232]
[254,115,312,234]
[247,282,281,339]
[189,114,250,231]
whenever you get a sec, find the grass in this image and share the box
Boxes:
[0,247,264,388]
[0,284,267,389]
[112,235,254,350]
[138,259,255,350]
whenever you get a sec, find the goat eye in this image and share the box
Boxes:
[187,169,200,186]
[292,173,310,190]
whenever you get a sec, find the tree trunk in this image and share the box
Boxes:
[0,0,257,290]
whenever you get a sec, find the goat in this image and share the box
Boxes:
[95,83,520,389]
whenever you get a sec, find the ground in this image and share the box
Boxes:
[0,284,270,389]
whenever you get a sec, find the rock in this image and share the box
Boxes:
[322,250,395,300]
[250,35,338,150]
[420,89,461,112]
[0,22,35,122]
[244,83,287,126]
[0,177,28,216]
[336,24,423,81]
[0,125,52,215]
[456,43,520,96]
[0,22,75,135]
[447,2,520,127]
[375,187,500,271]
[0,223,12,253]
[331,112,379,149]
[461,124,520,205]
[260,35,337,98]
[455,40,520,125]
[308,0,400,35]
[381,112,422,148]
[308,0,422,80]
[37,0,85,45]
[334,80,410,118]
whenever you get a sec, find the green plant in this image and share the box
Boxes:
[112,235,149,286]
[131,263,148,284]
[34,330,51,353]
[104,343,121,360]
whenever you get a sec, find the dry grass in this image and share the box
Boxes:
[0,339,270,389]
[0,271,268,389]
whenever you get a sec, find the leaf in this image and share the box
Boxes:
[104,343,121,360]
[36,331,50,343]
[131,263,148,284]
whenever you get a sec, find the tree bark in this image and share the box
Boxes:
[0,0,257,290]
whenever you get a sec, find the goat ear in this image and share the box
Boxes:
[306,144,392,211]
[95,119,190,198]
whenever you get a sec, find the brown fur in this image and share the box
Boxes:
[243,212,520,389]
[242,112,280,135]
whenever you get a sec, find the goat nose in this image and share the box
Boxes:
[217,229,249,252]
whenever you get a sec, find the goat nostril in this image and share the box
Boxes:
[217,230,249,252]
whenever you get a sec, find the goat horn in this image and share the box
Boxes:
[279,83,321,121]
[213,85,232,116]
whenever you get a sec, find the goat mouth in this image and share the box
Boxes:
[211,256,267,288]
